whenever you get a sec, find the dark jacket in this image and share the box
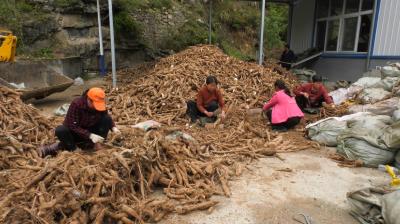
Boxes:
[63,96,115,139]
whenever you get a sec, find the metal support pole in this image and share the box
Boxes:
[258,0,266,65]
[96,0,106,76]
[366,0,378,71]
[107,0,117,88]
[208,0,212,44]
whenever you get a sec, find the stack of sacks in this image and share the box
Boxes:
[307,112,400,167]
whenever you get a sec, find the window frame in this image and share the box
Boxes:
[314,0,374,53]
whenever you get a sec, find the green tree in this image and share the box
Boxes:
[265,3,288,50]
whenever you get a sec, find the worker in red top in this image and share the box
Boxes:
[294,75,334,111]
[186,75,226,123]
[38,87,120,157]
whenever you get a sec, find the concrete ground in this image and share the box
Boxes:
[160,149,390,224]
[30,77,106,117]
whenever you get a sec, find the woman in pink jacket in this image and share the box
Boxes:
[263,80,304,132]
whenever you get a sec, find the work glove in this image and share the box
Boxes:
[89,133,104,144]
[112,127,121,135]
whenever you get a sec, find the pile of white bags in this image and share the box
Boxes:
[336,115,397,167]
[329,62,400,106]
[381,64,400,77]
[353,77,382,88]
[330,85,364,105]
[311,63,400,167]
[358,88,391,104]
[371,76,400,91]
[307,113,400,167]
[348,97,400,116]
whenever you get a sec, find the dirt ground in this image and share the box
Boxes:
[160,149,390,224]
[29,79,391,224]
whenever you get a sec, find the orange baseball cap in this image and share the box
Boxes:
[87,87,106,111]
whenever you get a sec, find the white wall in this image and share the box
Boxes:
[373,0,400,56]
[290,0,316,54]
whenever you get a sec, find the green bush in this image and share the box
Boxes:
[166,20,210,51]
[219,8,259,30]
[265,3,288,49]
[54,0,79,8]
[148,0,172,10]
[114,0,146,10]
[114,0,172,11]
[114,11,142,40]
[16,1,34,13]
[32,47,54,59]
[220,40,252,61]
[215,1,259,31]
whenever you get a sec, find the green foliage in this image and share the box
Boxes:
[114,11,142,40]
[0,1,18,30]
[166,20,210,51]
[114,0,172,11]
[220,40,253,61]
[54,0,79,8]
[265,3,288,49]
[212,1,288,59]
[214,1,259,31]
[114,0,147,10]
[33,47,54,59]
[148,0,173,9]
[0,1,49,48]
[218,8,259,30]
[17,1,34,13]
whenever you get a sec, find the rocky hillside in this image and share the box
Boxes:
[0,0,288,72]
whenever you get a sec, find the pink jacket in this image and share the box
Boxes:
[263,90,304,124]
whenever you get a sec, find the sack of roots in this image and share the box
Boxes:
[371,77,400,92]
[379,121,400,150]
[358,88,391,104]
[381,65,400,78]
[347,187,400,224]
[394,151,400,169]
[353,77,382,89]
[347,114,392,138]
[306,118,347,147]
[337,136,395,167]
[381,190,400,224]
[348,98,400,116]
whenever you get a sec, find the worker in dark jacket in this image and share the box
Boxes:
[294,75,334,110]
[279,44,296,70]
[186,75,226,123]
[38,87,120,157]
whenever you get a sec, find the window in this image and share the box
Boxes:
[317,0,330,18]
[345,0,360,14]
[330,0,344,16]
[316,21,327,51]
[327,20,340,51]
[358,14,372,52]
[314,0,374,53]
[362,0,374,10]
[341,17,358,51]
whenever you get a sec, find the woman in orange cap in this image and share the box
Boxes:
[38,87,120,157]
